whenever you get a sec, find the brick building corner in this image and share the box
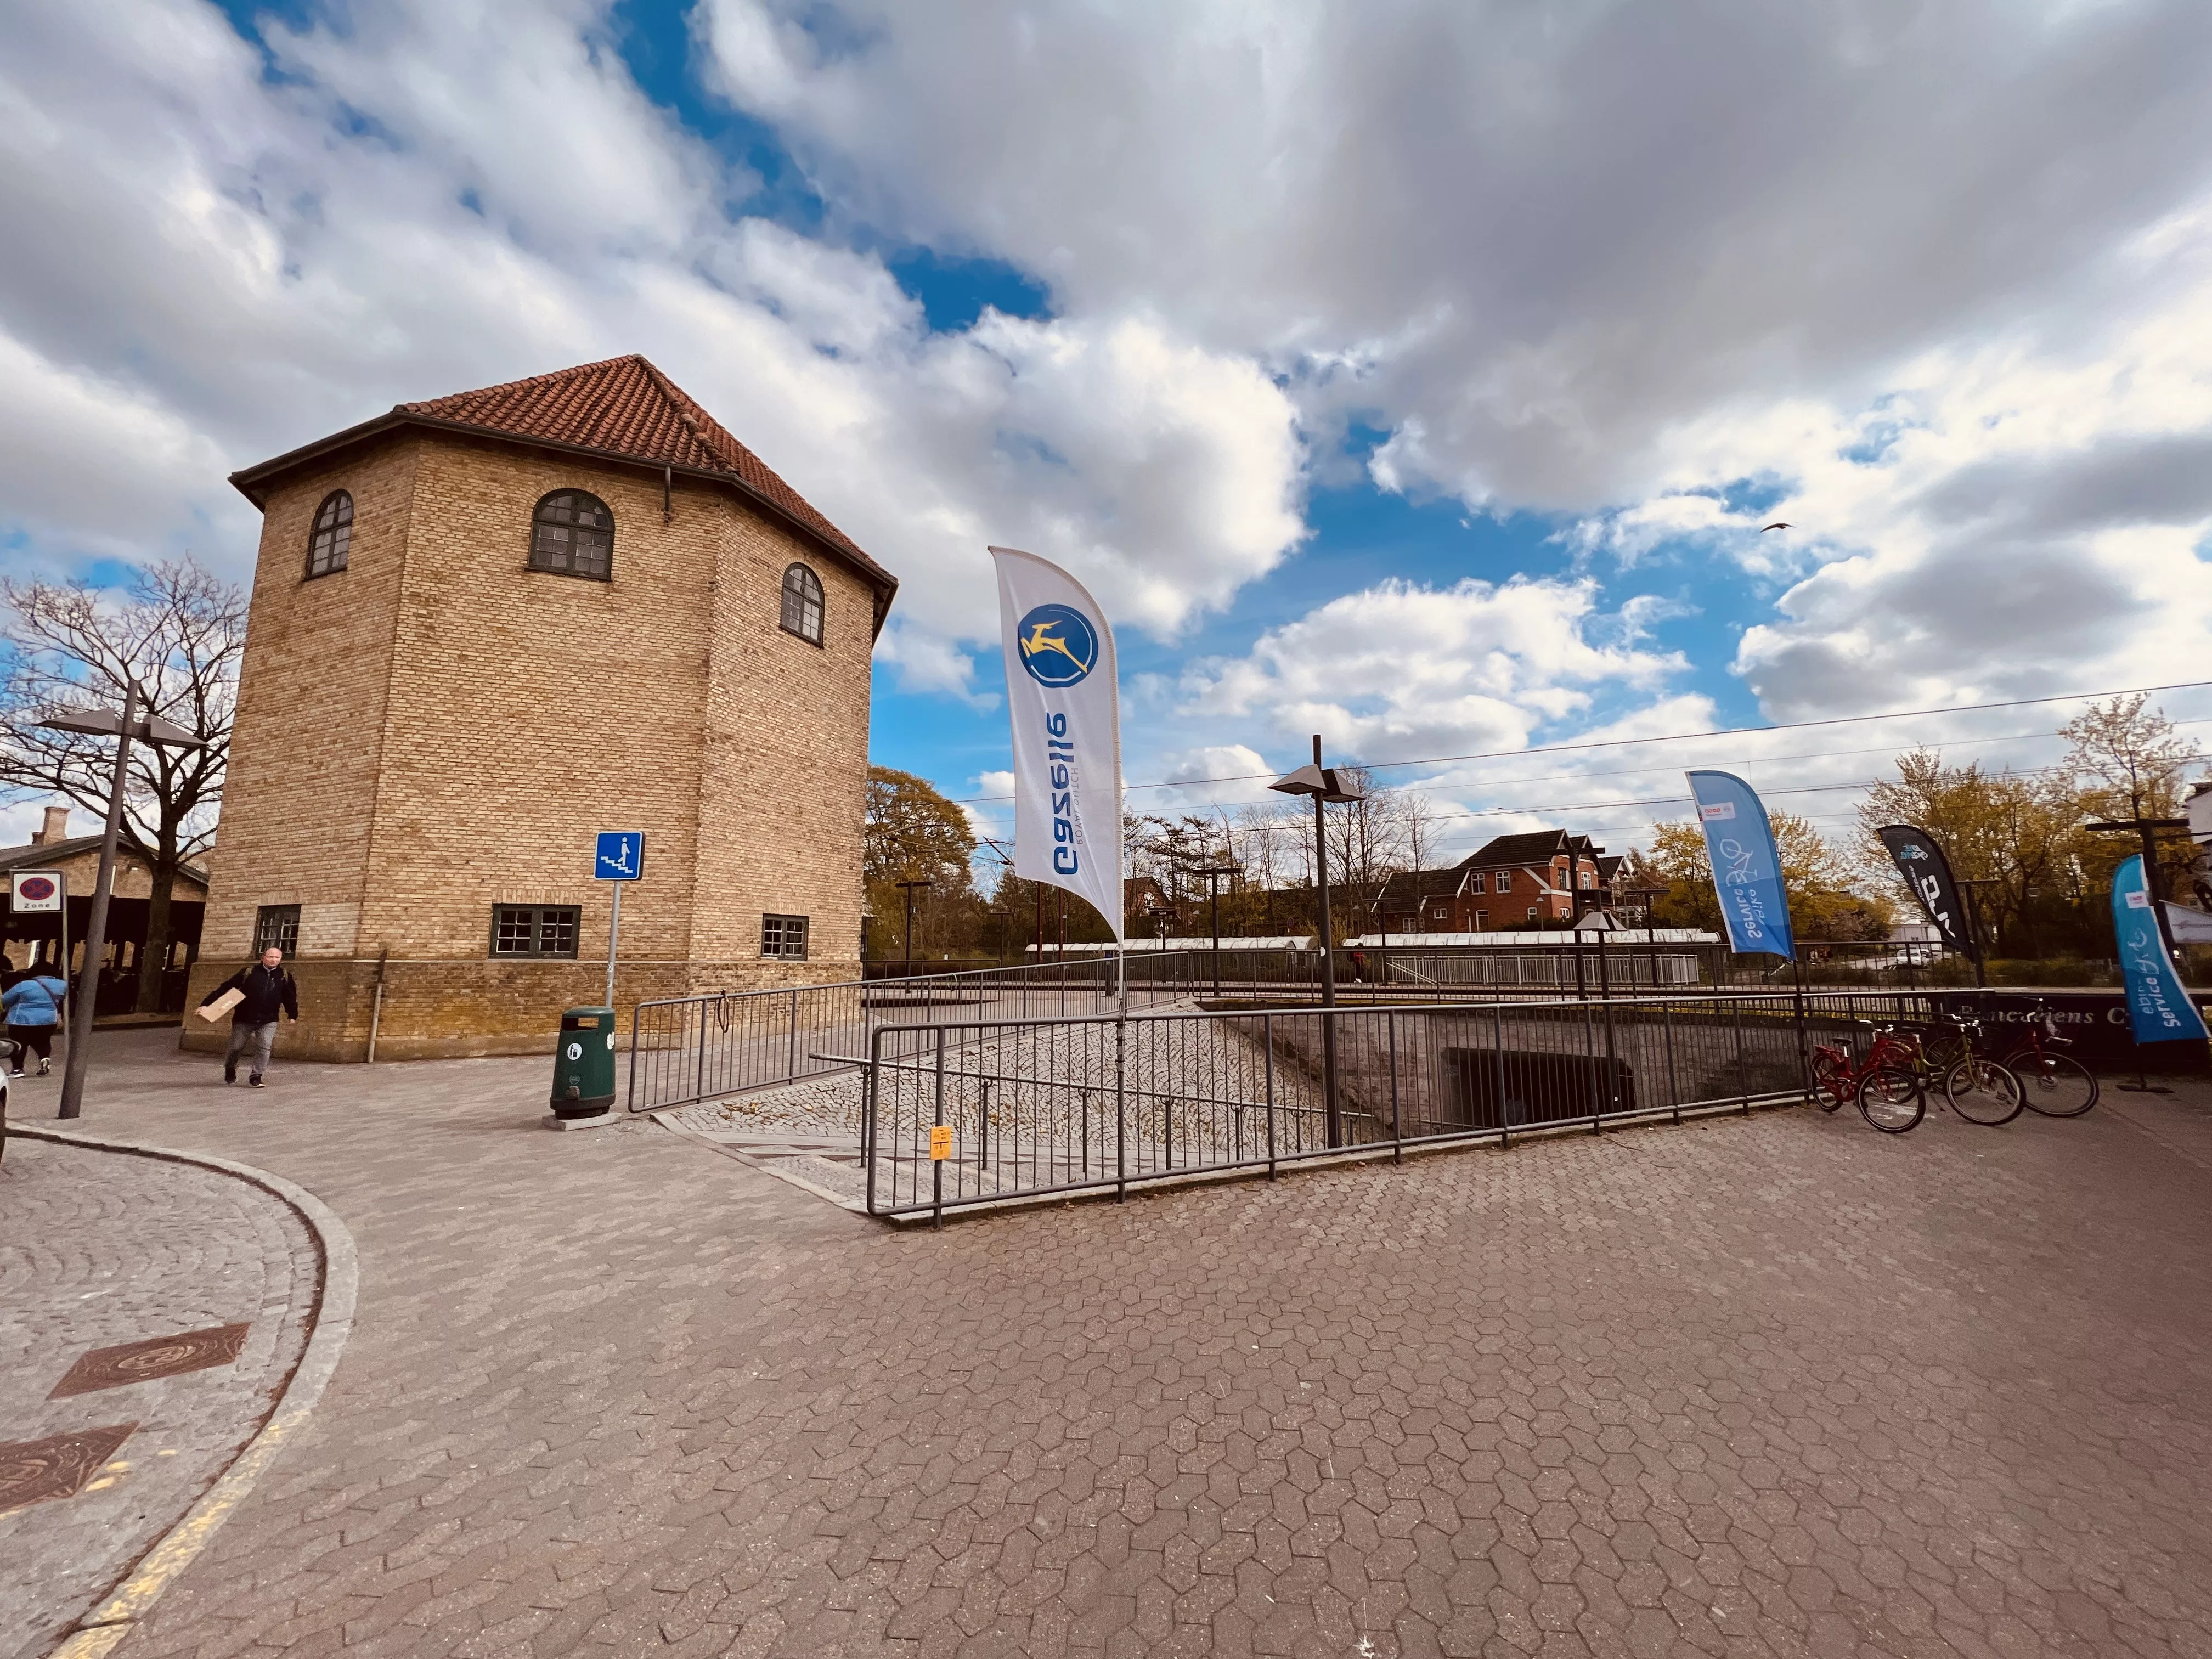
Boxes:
[187,356,895,1060]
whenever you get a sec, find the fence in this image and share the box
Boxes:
[857,989,1933,1220]
[628,933,2177,1115]
[627,952,1215,1112]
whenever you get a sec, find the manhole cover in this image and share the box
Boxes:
[0,1424,137,1511]
[49,1323,251,1398]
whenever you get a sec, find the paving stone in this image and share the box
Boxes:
[0,1132,318,1659]
[7,1029,2211,1657]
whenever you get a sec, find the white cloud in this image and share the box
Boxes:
[703,0,2212,713]
[7,0,2212,783]
[1629,261,2212,715]
[0,332,241,558]
[700,0,2212,500]
[0,0,1303,679]
[1142,744,1277,812]
[1180,575,1686,763]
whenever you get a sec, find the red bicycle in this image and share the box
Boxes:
[1810,1023,1926,1133]
[1998,999,2098,1117]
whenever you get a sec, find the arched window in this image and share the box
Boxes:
[530,490,614,580]
[780,562,825,645]
[305,490,352,579]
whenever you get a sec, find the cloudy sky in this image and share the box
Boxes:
[5,0,2211,860]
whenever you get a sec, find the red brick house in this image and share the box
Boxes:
[1378,830,1611,933]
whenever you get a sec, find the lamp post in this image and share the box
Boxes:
[39,687,209,1121]
[2086,816,2192,962]
[1622,884,1669,990]
[1194,863,1239,998]
[894,877,933,977]
[1955,877,2001,991]
[1268,736,1367,1147]
[2085,816,2193,1096]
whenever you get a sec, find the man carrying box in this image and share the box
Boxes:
[198,946,300,1087]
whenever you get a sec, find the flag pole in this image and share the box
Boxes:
[1117,799,1129,1019]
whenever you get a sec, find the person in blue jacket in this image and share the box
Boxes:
[3,958,69,1077]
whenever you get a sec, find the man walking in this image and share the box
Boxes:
[3,958,69,1077]
[199,946,300,1087]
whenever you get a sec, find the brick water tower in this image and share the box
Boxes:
[188,356,896,1059]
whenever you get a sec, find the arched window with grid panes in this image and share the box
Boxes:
[305,490,352,579]
[529,490,614,580]
[780,562,825,645]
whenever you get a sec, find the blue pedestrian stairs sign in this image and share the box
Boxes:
[595,831,645,881]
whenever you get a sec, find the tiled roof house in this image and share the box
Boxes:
[1379,830,1613,933]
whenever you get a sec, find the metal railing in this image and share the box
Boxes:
[627,951,1212,1112]
[626,938,2012,1115]
[859,990,1928,1220]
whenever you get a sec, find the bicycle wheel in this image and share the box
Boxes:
[1812,1053,1850,1112]
[1944,1058,2023,1125]
[1857,1065,1926,1133]
[2006,1050,2098,1117]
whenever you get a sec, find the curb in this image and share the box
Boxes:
[12,1125,359,1659]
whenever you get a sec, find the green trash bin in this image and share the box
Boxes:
[551,1006,617,1118]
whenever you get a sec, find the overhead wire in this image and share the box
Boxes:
[950,677,2212,804]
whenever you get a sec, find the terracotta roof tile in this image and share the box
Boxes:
[397,355,890,589]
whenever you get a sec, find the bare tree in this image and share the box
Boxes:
[1397,789,1445,879]
[1232,801,1290,933]
[1383,787,1448,933]
[1,559,246,1012]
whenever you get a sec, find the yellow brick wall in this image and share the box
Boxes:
[188,430,879,1061]
[199,439,418,960]
[691,492,874,965]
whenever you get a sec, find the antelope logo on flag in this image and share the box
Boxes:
[1015,604,1099,686]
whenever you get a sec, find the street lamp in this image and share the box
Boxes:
[1621,884,1670,994]
[894,877,934,977]
[1269,735,1366,1147]
[1955,877,2002,991]
[38,686,208,1121]
[2086,815,2193,962]
[1194,863,1239,998]
[2084,816,2194,1095]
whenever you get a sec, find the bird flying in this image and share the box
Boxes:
[1760,522,1793,532]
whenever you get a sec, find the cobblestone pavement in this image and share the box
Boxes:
[0,1132,319,1659]
[14,1029,2212,1657]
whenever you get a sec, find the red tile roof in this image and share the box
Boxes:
[398,355,889,587]
[230,355,894,600]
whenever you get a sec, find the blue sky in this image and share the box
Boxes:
[7,0,2212,862]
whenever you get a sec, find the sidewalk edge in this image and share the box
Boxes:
[13,1124,359,1658]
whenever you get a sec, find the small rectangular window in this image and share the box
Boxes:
[1469,871,1486,894]
[254,904,301,956]
[761,914,810,960]
[490,905,580,959]
[1526,906,1538,923]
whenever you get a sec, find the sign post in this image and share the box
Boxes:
[39,689,208,1121]
[10,871,69,992]
[593,832,645,1008]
